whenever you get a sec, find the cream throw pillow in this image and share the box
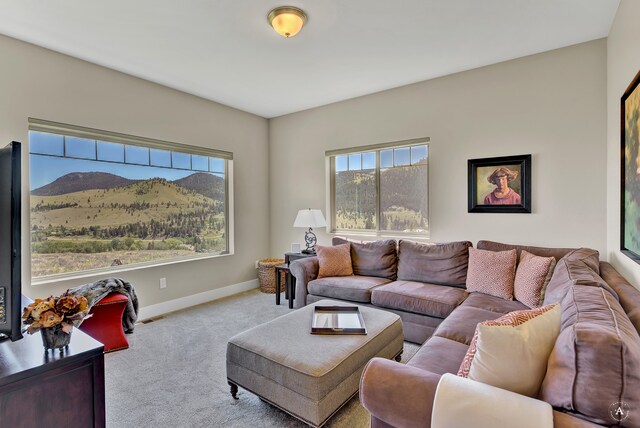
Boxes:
[457,304,561,397]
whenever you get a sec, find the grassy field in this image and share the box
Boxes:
[31,249,198,277]
[335,207,427,232]
[31,178,225,277]
[31,179,221,229]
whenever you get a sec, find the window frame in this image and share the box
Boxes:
[326,137,430,239]
[28,118,234,284]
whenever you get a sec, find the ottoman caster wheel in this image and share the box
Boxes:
[394,353,402,362]
[228,381,239,399]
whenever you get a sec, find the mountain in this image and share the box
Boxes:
[31,172,138,196]
[174,172,225,201]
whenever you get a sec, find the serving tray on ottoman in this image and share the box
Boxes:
[226,300,403,427]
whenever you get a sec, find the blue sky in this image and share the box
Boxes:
[335,145,428,172]
[29,131,224,190]
[30,155,209,190]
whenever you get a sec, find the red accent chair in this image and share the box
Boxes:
[79,292,130,352]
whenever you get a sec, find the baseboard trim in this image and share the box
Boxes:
[137,279,259,321]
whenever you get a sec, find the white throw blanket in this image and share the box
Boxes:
[431,373,554,428]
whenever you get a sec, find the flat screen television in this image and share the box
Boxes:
[0,141,22,342]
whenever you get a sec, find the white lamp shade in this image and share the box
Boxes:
[293,209,326,228]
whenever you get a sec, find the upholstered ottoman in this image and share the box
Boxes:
[78,292,129,352]
[226,300,403,427]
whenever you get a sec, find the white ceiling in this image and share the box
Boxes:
[0,0,620,118]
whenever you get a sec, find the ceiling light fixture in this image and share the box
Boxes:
[268,6,307,38]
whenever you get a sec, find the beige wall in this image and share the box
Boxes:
[270,40,607,257]
[607,0,640,287]
[0,34,270,305]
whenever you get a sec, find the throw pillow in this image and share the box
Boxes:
[514,250,556,308]
[316,243,353,278]
[466,248,517,300]
[457,304,561,397]
[536,257,557,306]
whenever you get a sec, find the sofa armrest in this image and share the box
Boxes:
[553,411,605,428]
[360,357,441,428]
[289,257,318,309]
[431,374,553,428]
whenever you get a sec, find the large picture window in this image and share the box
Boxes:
[28,119,232,280]
[327,138,429,236]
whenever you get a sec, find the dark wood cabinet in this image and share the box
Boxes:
[0,327,105,427]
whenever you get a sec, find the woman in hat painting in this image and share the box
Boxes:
[484,166,521,205]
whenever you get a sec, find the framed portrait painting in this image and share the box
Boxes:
[621,69,640,263]
[468,154,531,213]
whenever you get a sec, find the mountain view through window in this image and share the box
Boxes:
[332,142,428,235]
[29,130,229,278]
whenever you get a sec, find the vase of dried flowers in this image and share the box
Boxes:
[40,324,72,350]
[22,291,90,351]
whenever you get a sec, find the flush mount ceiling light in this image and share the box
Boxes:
[268,6,307,38]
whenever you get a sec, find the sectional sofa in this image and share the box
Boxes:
[289,239,640,427]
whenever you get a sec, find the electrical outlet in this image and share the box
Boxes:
[159,278,167,289]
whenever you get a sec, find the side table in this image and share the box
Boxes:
[279,252,315,309]
[284,252,315,265]
[274,264,290,307]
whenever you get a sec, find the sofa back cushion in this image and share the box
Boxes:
[540,285,640,427]
[560,247,601,274]
[332,237,397,279]
[397,240,471,287]
[476,240,575,263]
[542,259,616,307]
[599,262,640,334]
[466,248,517,300]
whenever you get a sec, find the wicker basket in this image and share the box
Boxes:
[257,258,286,294]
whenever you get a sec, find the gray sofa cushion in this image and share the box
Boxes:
[560,247,601,275]
[477,240,575,263]
[541,285,640,427]
[460,292,529,314]
[371,280,468,319]
[600,262,640,333]
[308,275,392,303]
[397,240,472,287]
[407,336,470,375]
[543,259,616,306]
[333,237,397,279]
[433,305,505,345]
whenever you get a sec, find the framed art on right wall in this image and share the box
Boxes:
[621,69,640,263]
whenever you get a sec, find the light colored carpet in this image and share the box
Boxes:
[105,289,419,427]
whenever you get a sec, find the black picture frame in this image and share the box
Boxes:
[468,154,531,213]
[620,69,640,264]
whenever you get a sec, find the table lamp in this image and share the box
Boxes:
[293,209,326,254]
